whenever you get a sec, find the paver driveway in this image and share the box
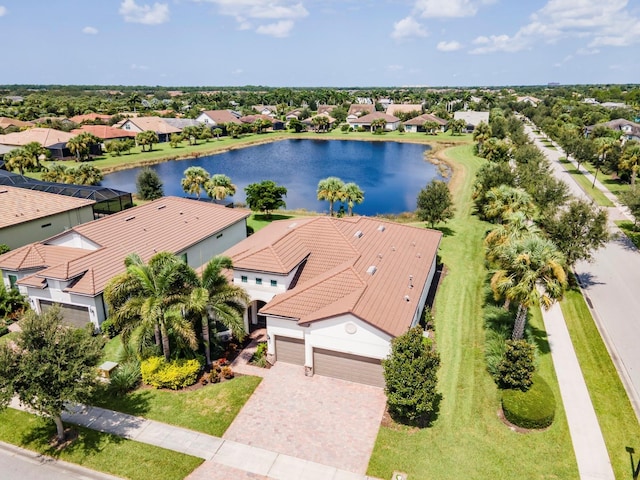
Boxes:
[223,362,386,474]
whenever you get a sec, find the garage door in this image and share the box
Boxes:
[275,336,305,365]
[39,300,91,328]
[313,348,384,387]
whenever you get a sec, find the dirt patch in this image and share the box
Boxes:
[49,428,79,450]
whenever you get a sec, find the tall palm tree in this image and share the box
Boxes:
[4,148,34,175]
[620,142,640,186]
[191,257,249,366]
[317,176,345,216]
[472,121,492,154]
[490,235,567,340]
[181,166,210,199]
[484,211,540,265]
[593,136,616,187]
[341,182,364,216]
[205,174,237,200]
[103,252,200,361]
[483,185,537,224]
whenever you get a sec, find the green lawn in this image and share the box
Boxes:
[101,334,126,363]
[580,162,632,198]
[0,408,202,480]
[0,331,18,347]
[93,375,261,437]
[615,220,640,249]
[561,287,640,479]
[368,144,578,479]
[558,158,614,207]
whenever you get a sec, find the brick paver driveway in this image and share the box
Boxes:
[223,362,386,474]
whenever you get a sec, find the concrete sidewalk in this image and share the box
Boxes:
[10,400,376,480]
[541,300,615,479]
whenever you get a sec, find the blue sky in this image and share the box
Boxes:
[1,0,639,87]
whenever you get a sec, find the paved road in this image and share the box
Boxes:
[0,442,122,480]
[526,124,640,415]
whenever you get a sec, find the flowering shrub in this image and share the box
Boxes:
[140,356,201,390]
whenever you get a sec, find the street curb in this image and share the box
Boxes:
[0,440,124,480]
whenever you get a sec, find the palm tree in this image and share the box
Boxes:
[317,176,345,216]
[73,163,103,185]
[620,142,640,186]
[490,234,567,340]
[136,130,159,152]
[422,120,440,135]
[213,128,223,140]
[593,137,616,187]
[483,185,537,224]
[103,252,200,361]
[4,148,34,175]
[22,141,50,166]
[472,121,492,154]
[191,257,249,366]
[341,182,364,216]
[67,132,100,162]
[42,164,71,183]
[484,211,540,266]
[205,174,236,200]
[181,166,210,199]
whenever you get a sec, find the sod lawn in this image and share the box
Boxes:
[0,408,202,480]
[557,158,614,207]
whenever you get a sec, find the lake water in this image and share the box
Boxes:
[101,139,439,216]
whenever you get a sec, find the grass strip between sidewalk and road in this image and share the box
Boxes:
[92,375,262,437]
[615,220,640,249]
[561,287,640,480]
[558,158,614,207]
[368,144,578,480]
[0,408,202,480]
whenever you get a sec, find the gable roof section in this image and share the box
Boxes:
[347,104,375,116]
[227,216,441,337]
[404,113,447,126]
[69,113,113,124]
[0,128,75,147]
[385,104,423,116]
[0,117,34,129]
[198,110,242,125]
[0,243,87,271]
[71,125,137,140]
[352,112,400,124]
[122,117,182,135]
[0,185,94,228]
[2,197,250,296]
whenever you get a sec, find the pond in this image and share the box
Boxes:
[101,139,441,216]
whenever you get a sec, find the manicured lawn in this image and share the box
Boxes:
[368,144,577,479]
[0,408,202,480]
[615,220,640,249]
[561,287,640,479]
[0,331,18,347]
[101,334,126,363]
[558,158,614,207]
[93,375,261,437]
[247,213,295,233]
[580,162,632,198]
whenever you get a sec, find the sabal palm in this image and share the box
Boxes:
[484,211,540,265]
[483,185,537,224]
[621,143,640,186]
[490,235,567,340]
[341,182,364,216]
[4,148,35,175]
[181,166,210,199]
[472,121,492,153]
[317,176,345,216]
[205,174,237,200]
[104,252,200,361]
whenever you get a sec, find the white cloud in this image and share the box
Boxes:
[470,0,640,54]
[256,20,294,37]
[414,0,494,18]
[0,6,7,17]
[119,0,169,25]
[82,26,99,35]
[197,0,308,37]
[231,68,244,75]
[391,16,427,40]
[437,40,462,51]
[387,64,404,71]
[131,64,149,70]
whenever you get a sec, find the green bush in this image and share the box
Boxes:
[497,339,536,390]
[109,360,141,395]
[141,356,201,390]
[100,318,119,339]
[0,325,8,337]
[250,342,268,368]
[502,374,556,429]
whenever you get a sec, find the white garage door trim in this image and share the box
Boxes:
[313,348,385,387]
[39,300,91,328]
[275,336,305,365]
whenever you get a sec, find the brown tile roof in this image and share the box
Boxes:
[69,113,113,124]
[351,112,400,124]
[385,104,423,116]
[226,216,442,337]
[239,114,280,124]
[0,117,34,129]
[0,128,75,147]
[347,104,375,116]
[403,113,448,126]
[71,125,137,140]
[199,110,242,125]
[0,186,94,228]
[317,105,337,115]
[122,117,181,135]
[1,197,250,297]
[0,243,88,271]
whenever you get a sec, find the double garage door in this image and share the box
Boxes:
[274,335,384,387]
[39,300,91,328]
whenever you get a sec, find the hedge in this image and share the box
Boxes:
[501,374,556,429]
[141,356,201,390]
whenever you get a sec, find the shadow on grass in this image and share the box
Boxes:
[253,214,292,223]
[90,385,153,417]
[388,393,443,429]
[433,225,455,237]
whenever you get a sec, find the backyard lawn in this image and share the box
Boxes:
[0,408,202,480]
[368,144,578,479]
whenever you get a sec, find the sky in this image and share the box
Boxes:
[0,0,639,87]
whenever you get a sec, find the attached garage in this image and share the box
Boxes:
[39,300,91,328]
[275,336,305,365]
[313,348,385,388]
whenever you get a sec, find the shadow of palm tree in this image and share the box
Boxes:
[434,225,455,237]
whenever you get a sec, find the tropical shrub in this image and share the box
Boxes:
[0,325,8,337]
[250,342,269,368]
[502,374,556,429]
[497,339,536,390]
[141,356,201,390]
[100,318,118,338]
[109,360,141,395]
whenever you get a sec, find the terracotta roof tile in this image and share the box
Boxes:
[0,128,75,147]
[71,125,137,140]
[403,113,447,126]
